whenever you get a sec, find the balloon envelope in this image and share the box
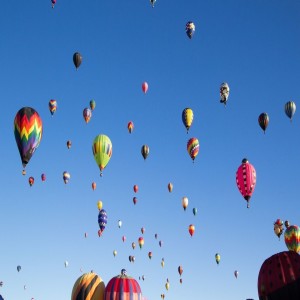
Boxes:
[73,52,82,69]
[284,225,300,253]
[187,138,199,161]
[93,134,112,176]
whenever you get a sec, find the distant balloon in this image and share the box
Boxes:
[90,99,96,111]
[258,112,269,134]
[127,121,134,133]
[97,200,103,210]
[41,173,46,182]
[178,265,183,277]
[49,99,57,116]
[98,209,108,236]
[182,197,188,211]
[185,21,195,39]
[285,220,290,228]
[63,171,70,184]
[187,137,199,161]
[182,108,194,133]
[148,251,152,259]
[131,242,135,249]
[234,270,238,278]
[91,182,96,191]
[93,134,112,176]
[215,253,221,265]
[168,182,173,192]
[73,52,82,70]
[142,82,148,94]
[159,240,163,247]
[17,265,21,272]
[220,82,230,106]
[29,176,34,187]
[83,108,92,124]
[141,227,145,234]
[165,282,170,291]
[141,145,149,160]
[284,225,300,253]
[138,237,144,249]
[150,0,156,7]
[67,140,72,149]
[161,259,165,268]
[133,197,137,205]
[0,281,2,287]
[133,185,138,193]
[118,220,122,228]
[188,224,195,237]
[51,0,56,8]
[122,236,126,242]
[274,219,284,240]
[236,158,257,208]
[113,250,117,257]
[155,233,158,239]
[14,107,43,174]
[285,101,296,122]
[192,207,197,216]
[64,261,68,268]
[84,232,88,238]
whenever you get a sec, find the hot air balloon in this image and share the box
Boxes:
[67,140,72,149]
[178,266,183,277]
[258,251,300,300]
[113,250,117,257]
[118,220,122,228]
[258,112,269,134]
[234,270,238,278]
[73,52,82,70]
[168,183,173,192]
[180,278,183,284]
[83,108,92,124]
[285,101,296,122]
[17,265,21,272]
[122,236,126,242]
[284,225,300,253]
[133,197,137,205]
[93,134,112,176]
[192,208,197,216]
[138,237,144,249]
[182,108,194,133]
[161,258,165,268]
[28,176,34,187]
[14,107,43,175]
[98,209,107,237]
[220,82,230,106]
[90,100,96,111]
[155,233,158,239]
[142,82,148,94]
[71,272,105,300]
[64,261,68,268]
[129,255,133,263]
[185,21,195,39]
[159,240,162,247]
[165,282,170,291]
[51,0,56,8]
[187,137,199,161]
[141,145,149,160]
[236,158,257,208]
[105,269,142,300]
[141,227,145,234]
[274,219,284,240]
[49,99,57,116]
[63,171,70,184]
[188,224,195,237]
[182,197,188,211]
[285,220,290,228]
[0,281,3,287]
[97,200,103,210]
[127,121,134,133]
[84,232,88,238]
[148,252,152,259]
[150,0,156,7]
[131,242,136,249]
[133,185,138,193]
[215,253,221,265]
[161,294,165,299]
[41,173,46,182]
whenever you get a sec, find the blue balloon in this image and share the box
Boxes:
[98,209,107,233]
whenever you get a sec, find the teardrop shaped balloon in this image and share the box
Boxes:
[220,82,230,106]
[284,225,300,253]
[142,82,148,94]
[63,171,70,184]
[182,196,188,211]
[258,112,269,134]
[168,182,173,192]
[73,52,82,69]
[14,107,43,174]
[187,138,199,161]
[285,101,296,122]
[141,145,149,160]
[89,99,96,111]
[49,99,57,116]
[185,21,195,39]
[182,108,194,133]
[127,121,134,133]
[83,108,92,124]
[29,176,34,187]
[188,224,195,237]
[150,0,156,7]
[215,253,221,265]
[67,140,72,149]
[92,134,112,176]
[178,265,183,277]
[98,209,107,236]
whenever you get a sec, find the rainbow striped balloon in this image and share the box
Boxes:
[284,225,300,253]
[105,269,142,300]
[187,137,199,161]
[14,107,43,170]
[71,272,105,300]
[48,99,57,116]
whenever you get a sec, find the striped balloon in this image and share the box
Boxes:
[48,99,57,116]
[105,270,142,300]
[285,101,296,121]
[14,107,43,172]
[71,272,105,300]
[187,137,199,161]
[284,225,300,253]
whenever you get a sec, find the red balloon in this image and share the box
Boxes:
[29,176,34,187]
[142,82,148,94]
[188,224,195,237]
[133,185,138,193]
[236,158,256,208]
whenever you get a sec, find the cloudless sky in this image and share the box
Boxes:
[0,1,300,299]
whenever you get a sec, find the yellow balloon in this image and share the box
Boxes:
[97,201,103,210]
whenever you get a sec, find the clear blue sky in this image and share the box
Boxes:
[0,1,300,299]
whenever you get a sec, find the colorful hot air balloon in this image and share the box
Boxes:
[83,108,92,124]
[92,182,96,191]
[165,282,170,291]
[285,101,296,122]
[182,108,194,133]
[185,21,195,39]
[142,82,148,94]
[28,176,34,187]
[150,0,156,7]
[48,99,57,116]
[178,266,183,277]
[138,237,144,249]
[133,185,138,193]
[104,269,142,300]
[220,82,230,106]
[274,219,284,240]
[187,138,199,161]
[188,224,195,237]
[41,173,46,182]
[73,52,82,69]
[122,236,126,243]
[71,272,105,300]
[97,200,103,210]
[118,220,122,228]
[285,220,290,228]
[127,121,134,133]
[63,171,70,184]
[215,253,221,265]
[284,225,300,253]
[234,270,238,278]
[161,258,165,268]
[67,140,72,149]
[93,134,112,176]
[14,107,43,174]
[258,112,269,134]
[90,100,96,111]
[168,182,173,192]
[236,158,257,208]
[182,197,188,211]
[98,209,107,236]
[141,145,149,160]
[51,0,56,8]
[258,251,300,300]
